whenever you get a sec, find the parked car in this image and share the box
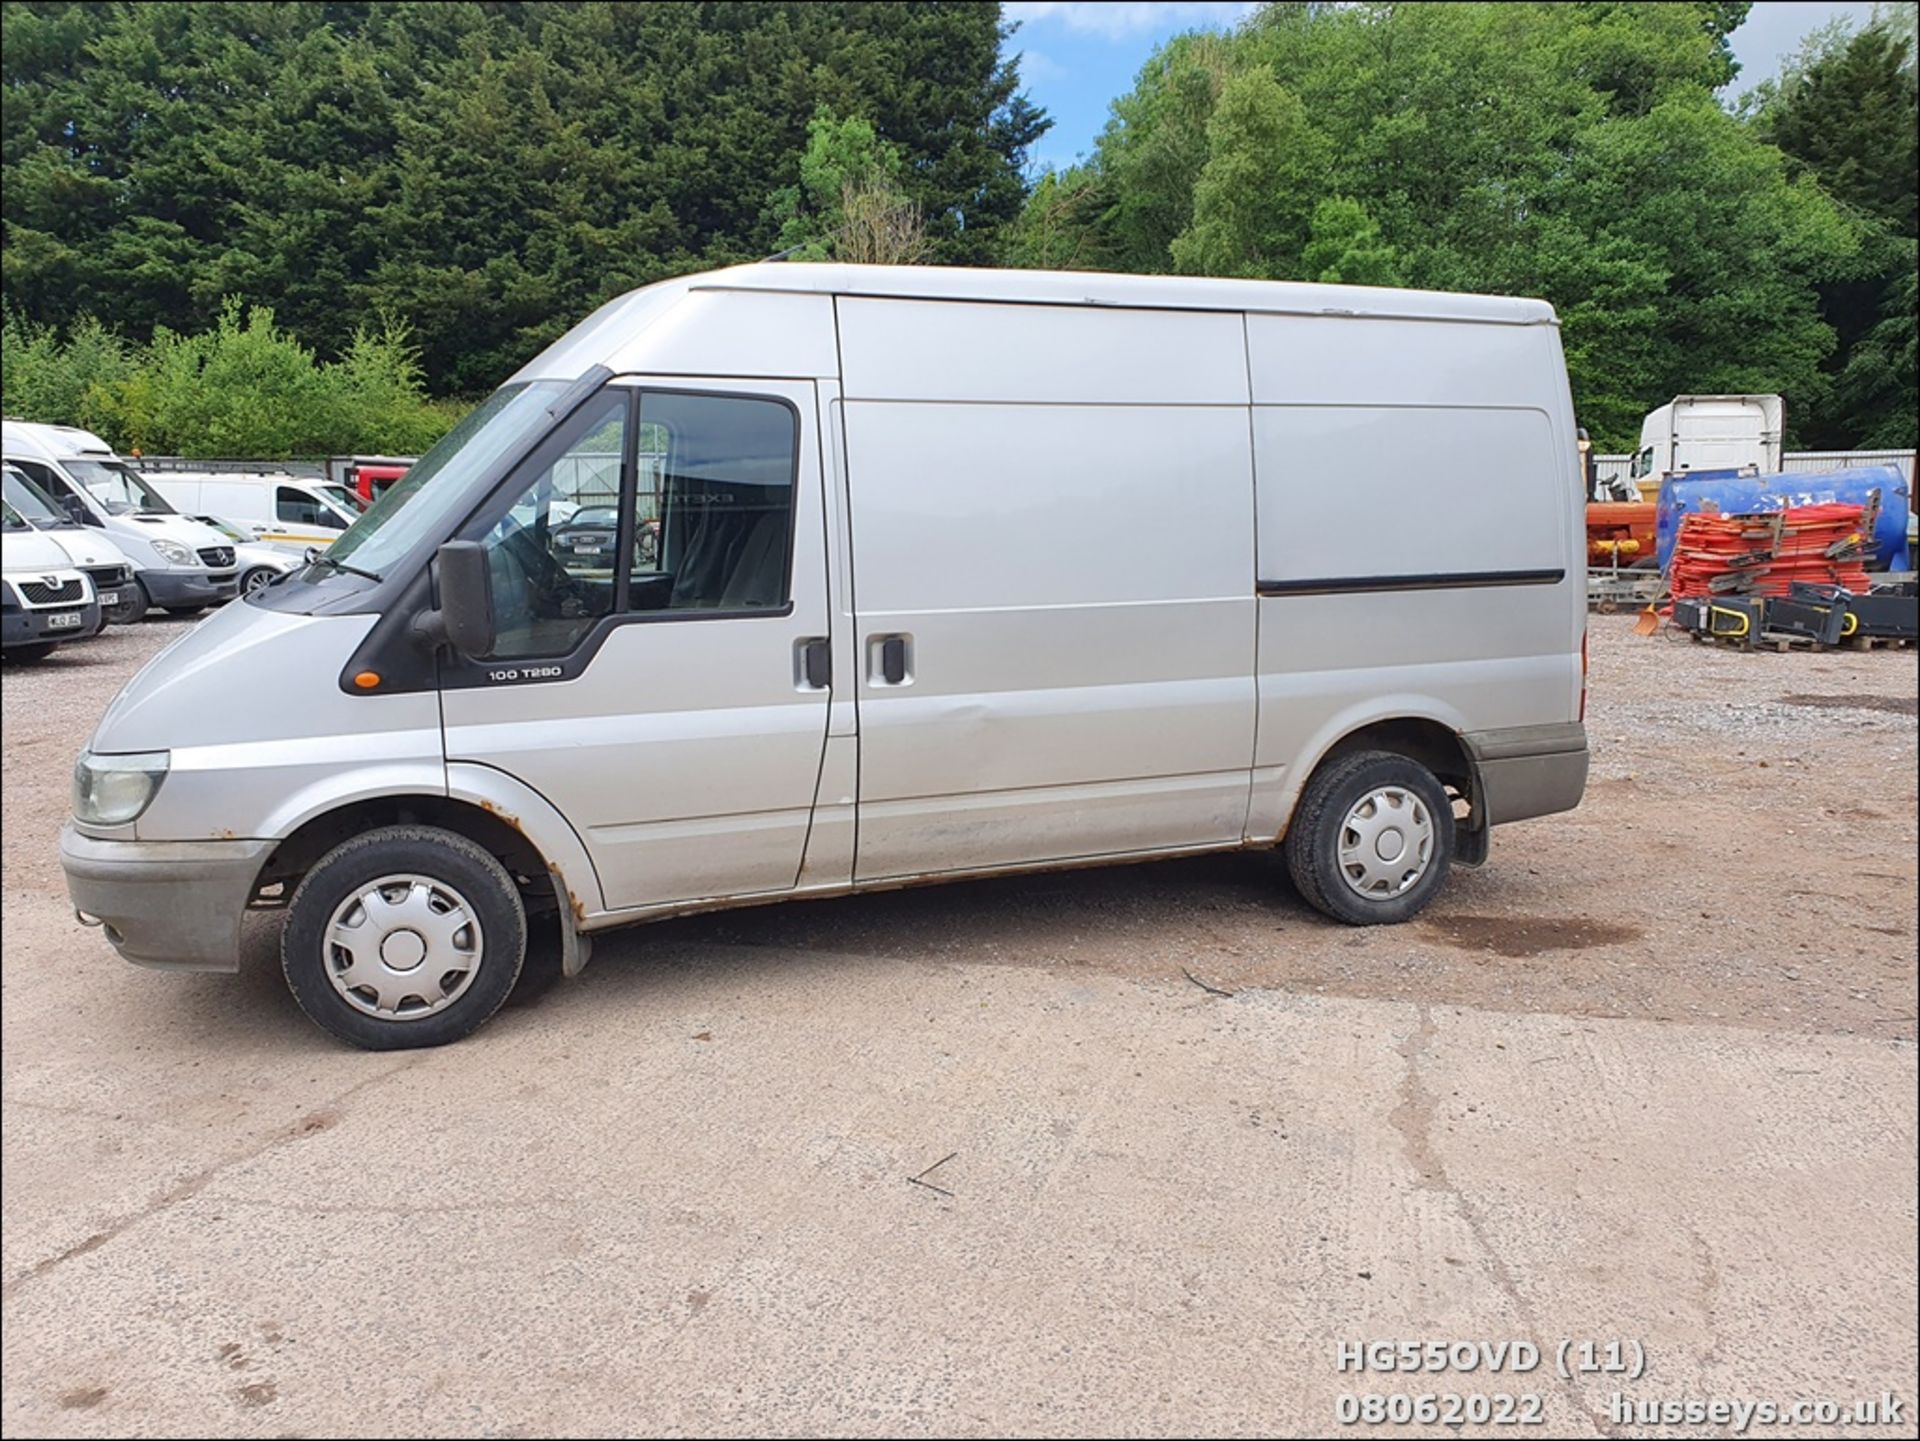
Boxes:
[3,501,104,660]
[60,262,1587,1051]
[145,471,363,549]
[185,514,305,596]
[548,504,660,570]
[2,421,238,618]
[2,463,137,630]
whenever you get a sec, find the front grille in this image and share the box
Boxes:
[81,565,130,589]
[197,546,236,568]
[20,577,84,605]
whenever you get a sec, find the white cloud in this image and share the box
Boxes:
[1004,2,1260,42]
[1016,47,1070,84]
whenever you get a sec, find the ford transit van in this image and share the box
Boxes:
[60,265,1588,1049]
[2,422,240,618]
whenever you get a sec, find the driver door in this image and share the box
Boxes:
[439,377,836,914]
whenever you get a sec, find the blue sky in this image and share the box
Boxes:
[1006,0,1879,175]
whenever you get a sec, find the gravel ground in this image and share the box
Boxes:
[1,610,1914,1436]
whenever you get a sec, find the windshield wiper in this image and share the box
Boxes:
[305,546,383,583]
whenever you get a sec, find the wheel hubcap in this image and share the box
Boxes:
[324,874,482,1020]
[243,570,272,594]
[1336,787,1434,900]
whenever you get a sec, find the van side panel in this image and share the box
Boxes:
[1245,314,1582,838]
[839,298,1257,879]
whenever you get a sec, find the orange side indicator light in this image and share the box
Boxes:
[353,671,382,690]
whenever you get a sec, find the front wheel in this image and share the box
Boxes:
[1284,750,1454,925]
[6,642,58,662]
[163,604,208,618]
[240,566,278,597]
[282,825,527,1050]
[107,578,149,624]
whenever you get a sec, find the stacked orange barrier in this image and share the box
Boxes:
[1668,502,1873,600]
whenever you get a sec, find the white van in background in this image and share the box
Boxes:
[145,471,364,549]
[2,463,137,629]
[61,263,1588,1051]
[1,421,240,617]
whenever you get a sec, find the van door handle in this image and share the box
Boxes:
[870,633,911,686]
[797,637,831,690]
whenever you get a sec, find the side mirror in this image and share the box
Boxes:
[414,540,496,659]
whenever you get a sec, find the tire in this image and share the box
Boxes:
[164,605,209,618]
[6,642,58,662]
[281,825,527,1050]
[108,577,149,624]
[1284,749,1454,926]
[240,566,277,597]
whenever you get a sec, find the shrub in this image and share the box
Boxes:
[0,303,458,458]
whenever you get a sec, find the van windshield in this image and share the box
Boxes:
[316,382,562,582]
[3,468,73,528]
[65,459,175,516]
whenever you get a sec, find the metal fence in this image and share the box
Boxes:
[1595,449,1916,485]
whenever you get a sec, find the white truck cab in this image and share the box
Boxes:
[143,470,365,549]
[1,421,240,618]
[1628,394,1784,493]
[60,264,1589,1050]
[2,463,136,628]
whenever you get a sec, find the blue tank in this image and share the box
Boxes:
[1655,465,1912,574]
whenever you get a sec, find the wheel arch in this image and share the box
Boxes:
[1271,705,1481,856]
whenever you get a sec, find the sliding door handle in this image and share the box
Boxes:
[867,633,913,686]
[796,636,831,690]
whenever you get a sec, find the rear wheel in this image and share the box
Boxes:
[282,825,526,1050]
[1285,750,1454,925]
[107,578,149,624]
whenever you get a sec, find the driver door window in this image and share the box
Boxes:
[478,392,632,659]
[277,487,347,529]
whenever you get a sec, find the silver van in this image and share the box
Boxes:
[62,264,1588,1049]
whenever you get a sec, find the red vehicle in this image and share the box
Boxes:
[345,457,412,504]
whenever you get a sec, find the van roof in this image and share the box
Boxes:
[687,262,1559,327]
[1,418,117,460]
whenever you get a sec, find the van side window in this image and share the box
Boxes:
[1630,447,1654,479]
[8,460,85,522]
[478,393,632,659]
[277,486,347,529]
[630,392,796,614]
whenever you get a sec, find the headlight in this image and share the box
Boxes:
[151,540,194,566]
[73,751,170,826]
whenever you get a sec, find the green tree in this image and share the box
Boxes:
[1,2,1048,394]
[1300,198,1402,286]
[1170,69,1330,279]
[768,108,926,262]
[1762,20,1918,446]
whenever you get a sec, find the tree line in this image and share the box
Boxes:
[2,1,1913,456]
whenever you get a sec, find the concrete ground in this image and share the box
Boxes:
[2,616,1915,1437]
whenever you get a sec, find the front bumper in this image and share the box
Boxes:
[3,600,105,649]
[1464,722,1589,825]
[61,825,273,972]
[140,570,239,609]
